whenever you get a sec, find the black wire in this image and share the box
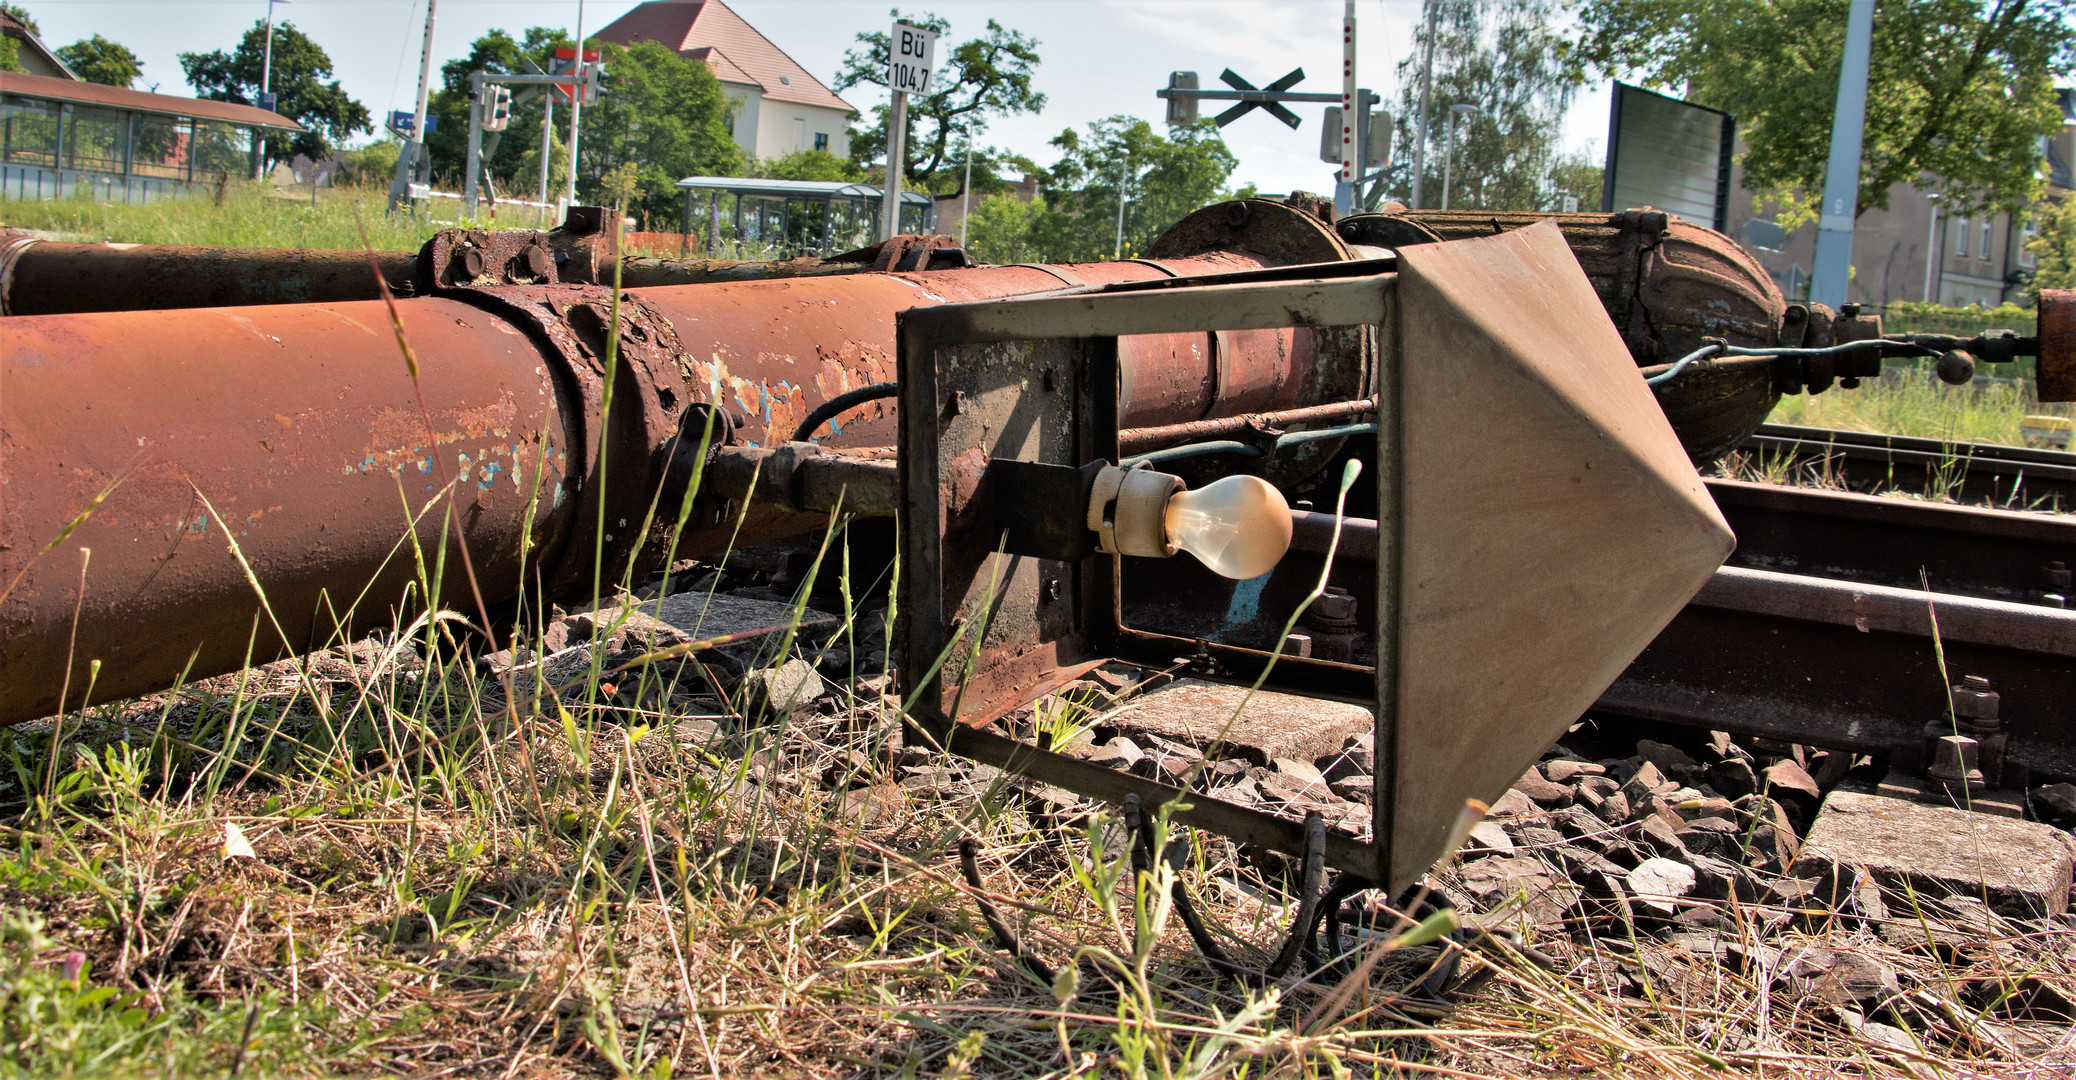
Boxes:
[790,381,899,443]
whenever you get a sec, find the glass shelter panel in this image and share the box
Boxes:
[191,121,247,180]
[131,115,191,179]
[65,106,129,175]
[2,95,60,167]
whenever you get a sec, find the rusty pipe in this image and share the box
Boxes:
[0,223,960,316]
[0,230,418,316]
[0,297,581,725]
[0,238,1368,728]
[632,250,1359,450]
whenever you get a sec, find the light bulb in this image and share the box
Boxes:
[1163,475,1293,580]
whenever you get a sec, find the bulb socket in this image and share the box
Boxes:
[1087,465,1183,559]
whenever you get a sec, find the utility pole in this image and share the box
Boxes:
[537,93,554,224]
[1810,0,1874,308]
[1923,193,1945,302]
[254,0,288,180]
[959,138,972,248]
[464,71,485,217]
[1410,0,1438,209]
[1114,156,1130,258]
[564,0,585,209]
[386,0,437,213]
[1334,0,1356,216]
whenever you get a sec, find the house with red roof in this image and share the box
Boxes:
[594,1,857,163]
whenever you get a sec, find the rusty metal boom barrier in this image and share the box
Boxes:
[0,200,1369,727]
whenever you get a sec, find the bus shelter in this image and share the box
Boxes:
[1,70,300,203]
[676,176,935,258]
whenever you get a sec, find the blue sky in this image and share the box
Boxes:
[15,0,1611,195]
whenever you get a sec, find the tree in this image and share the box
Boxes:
[1020,117,1239,263]
[754,149,866,182]
[1391,0,1579,211]
[336,139,402,188]
[1546,148,1604,212]
[1,4,35,74]
[57,35,141,88]
[835,11,1043,196]
[963,191,1045,263]
[513,128,570,200]
[1570,0,2076,222]
[179,22,370,168]
[423,27,572,190]
[2029,194,2076,299]
[574,39,742,225]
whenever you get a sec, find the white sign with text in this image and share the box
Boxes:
[887,22,938,95]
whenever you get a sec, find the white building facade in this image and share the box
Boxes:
[596,1,854,163]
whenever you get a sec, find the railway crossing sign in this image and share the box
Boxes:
[1159,68,1343,132]
[1212,68,1308,129]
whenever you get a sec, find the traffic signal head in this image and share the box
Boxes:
[482,86,514,132]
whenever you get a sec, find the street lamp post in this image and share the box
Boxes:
[1923,193,1945,303]
[1441,104,1478,211]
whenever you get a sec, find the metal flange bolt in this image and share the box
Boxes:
[1949,674,2001,734]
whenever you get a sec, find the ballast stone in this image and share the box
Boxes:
[1106,679,1372,766]
[1789,791,2076,917]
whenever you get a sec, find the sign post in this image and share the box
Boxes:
[882,21,937,241]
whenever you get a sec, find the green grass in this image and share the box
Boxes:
[1766,360,2076,447]
[0,181,518,252]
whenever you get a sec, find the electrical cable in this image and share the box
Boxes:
[1121,421,1378,467]
[790,381,899,443]
[1643,337,1939,387]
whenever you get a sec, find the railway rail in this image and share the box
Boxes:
[1256,436,2075,797]
[1600,436,2076,800]
[1734,421,2076,510]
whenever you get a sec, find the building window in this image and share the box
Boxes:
[1954,215,1971,257]
[814,132,828,152]
[2020,219,2039,268]
[1980,216,1993,260]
